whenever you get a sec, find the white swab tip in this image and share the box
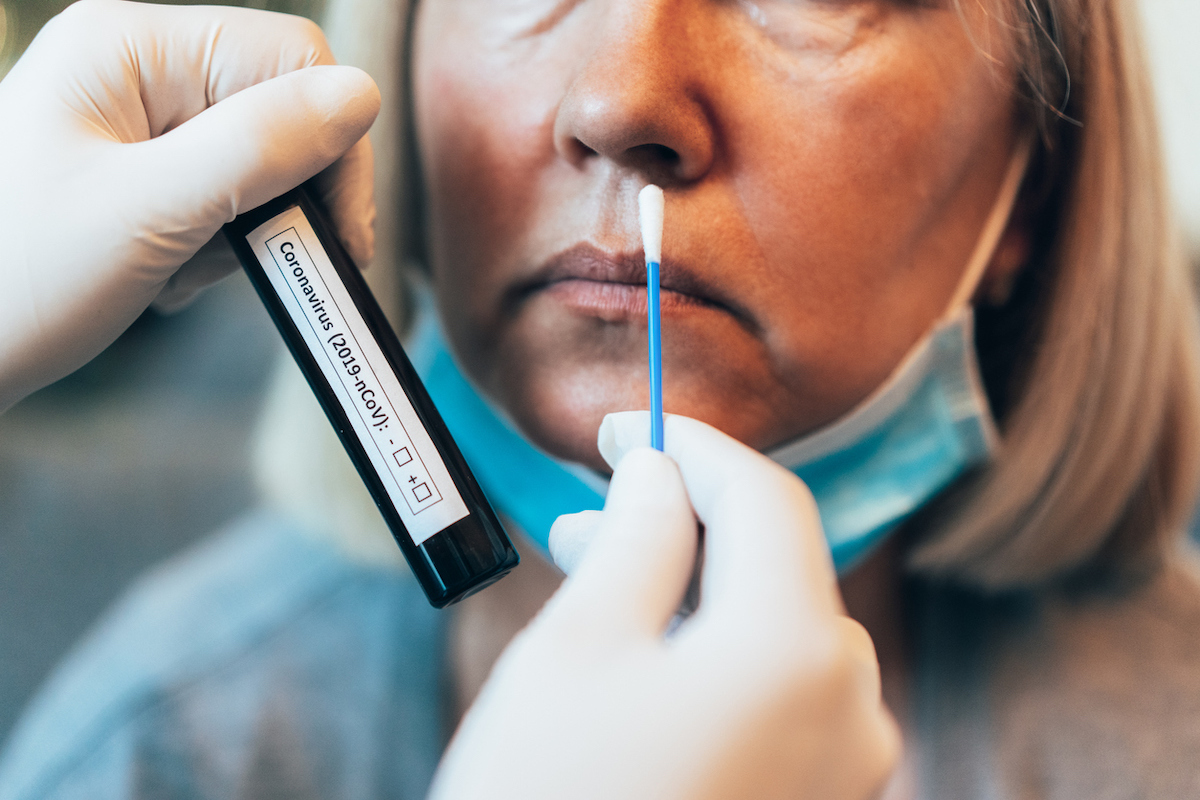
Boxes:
[638,185,664,264]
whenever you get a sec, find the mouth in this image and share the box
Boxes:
[503,243,752,326]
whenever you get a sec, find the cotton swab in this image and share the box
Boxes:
[639,185,665,452]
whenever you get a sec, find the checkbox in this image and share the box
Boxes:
[412,482,432,502]
[393,447,413,467]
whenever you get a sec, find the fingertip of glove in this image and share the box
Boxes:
[313,65,382,123]
[342,67,383,119]
[597,411,651,470]
[548,510,603,575]
[606,448,686,513]
[278,66,380,149]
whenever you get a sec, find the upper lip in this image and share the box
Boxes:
[504,243,753,326]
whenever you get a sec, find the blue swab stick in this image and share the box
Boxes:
[639,185,665,452]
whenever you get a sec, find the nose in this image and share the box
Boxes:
[552,1,717,187]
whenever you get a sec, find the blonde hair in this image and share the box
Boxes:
[307,0,1200,587]
[909,0,1200,588]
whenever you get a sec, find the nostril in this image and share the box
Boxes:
[563,139,682,180]
[628,143,682,182]
[636,143,680,166]
[561,137,599,166]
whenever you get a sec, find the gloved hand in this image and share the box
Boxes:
[430,411,901,800]
[0,0,380,411]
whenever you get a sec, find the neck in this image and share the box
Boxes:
[838,536,909,722]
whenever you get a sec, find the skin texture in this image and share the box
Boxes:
[413,0,1022,473]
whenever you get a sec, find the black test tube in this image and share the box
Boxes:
[224,183,519,607]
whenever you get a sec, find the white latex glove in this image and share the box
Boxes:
[0,0,381,411]
[430,411,900,800]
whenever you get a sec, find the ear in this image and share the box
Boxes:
[978,213,1032,306]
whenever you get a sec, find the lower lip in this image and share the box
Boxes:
[541,279,710,322]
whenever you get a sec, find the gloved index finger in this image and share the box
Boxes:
[599,412,841,625]
[31,0,337,142]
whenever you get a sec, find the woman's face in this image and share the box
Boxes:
[413,0,1019,471]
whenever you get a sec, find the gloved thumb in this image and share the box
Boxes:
[539,448,698,646]
[96,65,380,279]
[548,509,603,575]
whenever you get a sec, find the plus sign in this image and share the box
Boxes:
[408,476,417,484]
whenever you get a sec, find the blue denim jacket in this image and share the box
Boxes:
[0,513,446,800]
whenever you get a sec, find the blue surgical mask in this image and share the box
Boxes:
[410,135,1032,573]
[765,305,996,569]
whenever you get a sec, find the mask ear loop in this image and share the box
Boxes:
[944,132,1036,315]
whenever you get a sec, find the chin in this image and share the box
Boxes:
[499,370,644,473]
[492,364,802,474]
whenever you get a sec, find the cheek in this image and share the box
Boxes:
[729,21,1007,377]
[417,68,531,265]
[414,46,557,318]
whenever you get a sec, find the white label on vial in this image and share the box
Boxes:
[246,205,469,545]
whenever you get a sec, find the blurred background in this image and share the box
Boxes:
[0,0,1197,747]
